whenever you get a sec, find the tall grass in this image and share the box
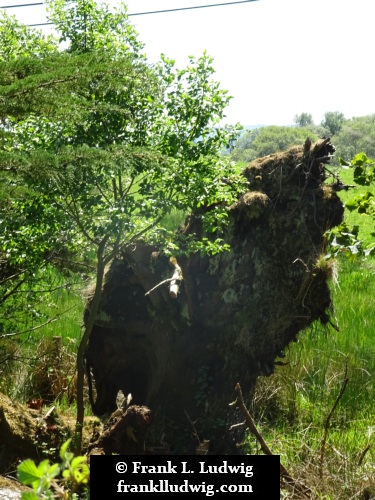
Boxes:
[0,265,86,406]
[250,257,375,494]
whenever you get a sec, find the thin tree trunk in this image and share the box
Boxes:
[74,237,108,455]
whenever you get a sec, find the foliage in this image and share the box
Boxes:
[321,111,345,136]
[231,125,318,162]
[0,10,58,62]
[326,152,375,259]
[17,439,89,499]
[0,0,243,311]
[294,112,313,127]
[0,0,244,453]
[333,114,375,161]
[230,127,262,161]
[46,0,142,55]
[304,122,331,139]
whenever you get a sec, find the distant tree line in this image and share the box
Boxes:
[231,111,375,163]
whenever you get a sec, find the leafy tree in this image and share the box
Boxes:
[230,127,262,162]
[0,0,243,453]
[47,0,143,55]
[294,112,313,127]
[321,111,345,136]
[333,114,375,162]
[231,125,318,162]
[0,10,58,62]
[305,123,331,139]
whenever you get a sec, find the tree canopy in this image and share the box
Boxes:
[1,0,242,289]
[294,112,313,127]
[321,111,345,136]
[333,114,375,162]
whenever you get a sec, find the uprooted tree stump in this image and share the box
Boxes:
[85,139,344,454]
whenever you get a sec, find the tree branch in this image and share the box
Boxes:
[319,368,349,478]
[231,383,312,499]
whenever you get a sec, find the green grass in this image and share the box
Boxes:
[250,254,375,494]
[0,265,86,404]
[161,209,186,232]
[22,266,85,347]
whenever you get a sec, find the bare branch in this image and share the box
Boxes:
[144,276,175,296]
[231,383,312,499]
[358,444,373,466]
[319,367,349,478]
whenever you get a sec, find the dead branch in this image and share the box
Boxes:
[231,382,312,499]
[358,444,373,466]
[144,277,175,296]
[144,256,183,298]
[168,256,183,298]
[184,410,210,455]
[319,368,349,478]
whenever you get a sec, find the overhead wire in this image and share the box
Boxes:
[0,1,259,27]
[0,2,43,7]
[121,0,259,16]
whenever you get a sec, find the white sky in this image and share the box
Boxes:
[4,0,375,126]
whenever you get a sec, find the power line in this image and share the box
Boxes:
[127,0,259,16]
[0,2,43,7]
[1,0,259,27]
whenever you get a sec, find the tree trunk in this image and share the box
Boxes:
[75,236,108,455]
[84,140,344,454]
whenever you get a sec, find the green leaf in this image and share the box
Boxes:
[59,438,72,461]
[70,456,87,469]
[338,157,350,167]
[21,492,39,500]
[352,151,368,166]
[18,459,45,485]
[353,165,369,185]
[46,462,60,480]
[345,199,358,211]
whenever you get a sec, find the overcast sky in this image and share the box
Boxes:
[4,0,374,126]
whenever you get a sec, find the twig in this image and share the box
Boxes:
[145,277,175,296]
[358,444,373,466]
[319,367,349,479]
[7,75,78,98]
[231,383,311,499]
[229,422,246,430]
[184,411,210,455]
